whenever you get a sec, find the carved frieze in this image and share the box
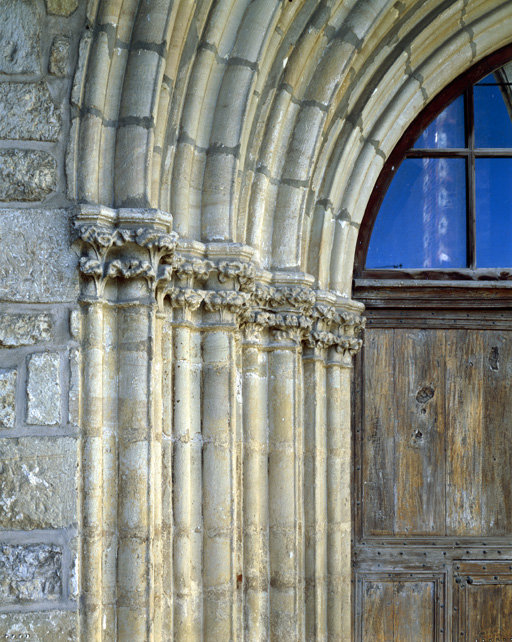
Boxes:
[74,207,364,354]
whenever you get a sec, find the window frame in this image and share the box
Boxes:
[354,43,512,282]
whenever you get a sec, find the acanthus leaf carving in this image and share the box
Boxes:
[335,336,363,356]
[105,259,155,282]
[172,256,214,282]
[76,221,178,299]
[134,228,178,255]
[203,290,250,315]
[167,287,205,311]
[241,310,273,342]
[75,215,365,356]
[217,260,256,289]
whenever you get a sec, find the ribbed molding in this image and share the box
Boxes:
[74,205,364,641]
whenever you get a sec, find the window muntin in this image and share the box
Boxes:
[364,60,512,274]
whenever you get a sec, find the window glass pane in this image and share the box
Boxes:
[413,95,465,149]
[366,158,467,269]
[474,66,512,148]
[476,158,512,267]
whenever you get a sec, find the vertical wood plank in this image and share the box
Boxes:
[481,331,512,535]
[362,329,395,535]
[361,581,394,641]
[394,581,434,642]
[467,585,501,639]
[446,329,483,536]
[394,329,445,535]
[500,584,512,637]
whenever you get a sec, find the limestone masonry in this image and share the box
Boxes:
[0,0,509,640]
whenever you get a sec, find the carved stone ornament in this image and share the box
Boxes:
[74,206,364,355]
[74,220,178,297]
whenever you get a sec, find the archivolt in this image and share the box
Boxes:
[72,0,512,294]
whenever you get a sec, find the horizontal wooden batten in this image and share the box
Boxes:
[355,279,512,310]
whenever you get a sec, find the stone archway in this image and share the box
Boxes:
[71,1,512,639]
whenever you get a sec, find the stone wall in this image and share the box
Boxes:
[0,1,83,639]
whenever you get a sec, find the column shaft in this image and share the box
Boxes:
[102,303,119,639]
[161,311,174,639]
[150,308,164,640]
[81,302,105,641]
[326,350,352,639]
[303,347,328,641]
[172,320,203,639]
[116,302,156,640]
[242,332,270,639]
[202,327,239,640]
[268,337,304,640]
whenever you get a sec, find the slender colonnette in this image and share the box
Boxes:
[74,204,364,641]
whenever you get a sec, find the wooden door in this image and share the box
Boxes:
[353,283,512,641]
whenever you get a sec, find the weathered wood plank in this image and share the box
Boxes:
[467,584,501,638]
[445,329,483,536]
[481,331,512,536]
[500,584,512,637]
[362,329,395,536]
[361,580,394,641]
[393,581,434,641]
[394,329,445,535]
[356,324,512,636]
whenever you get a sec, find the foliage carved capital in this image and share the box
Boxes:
[74,206,178,299]
[74,208,364,355]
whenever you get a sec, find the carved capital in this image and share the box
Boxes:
[242,310,273,343]
[74,207,178,300]
[167,287,205,311]
[217,260,256,290]
[74,217,366,351]
[173,256,214,284]
[203,290,251,323]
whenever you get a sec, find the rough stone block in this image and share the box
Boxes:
[27,352,60,426]
[0,437,77,529]
[0,544,61,603]
[46,0,79,16]
[0,0,41,74]
[0,209,79,303]
[49,35,70,77]
[0,369,16,430]
[0,82,61,142]
[0,611,77,641]
[0,313,52,347]
[0,150,57,202]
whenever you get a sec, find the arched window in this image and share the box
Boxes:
[356,45,512,279]
[353,46,512,641]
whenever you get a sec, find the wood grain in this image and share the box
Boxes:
[355,298,512,636]
[445,329,483,536]
[361,580,394,641]
[362,329,395,536]
[394,330,445,536]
